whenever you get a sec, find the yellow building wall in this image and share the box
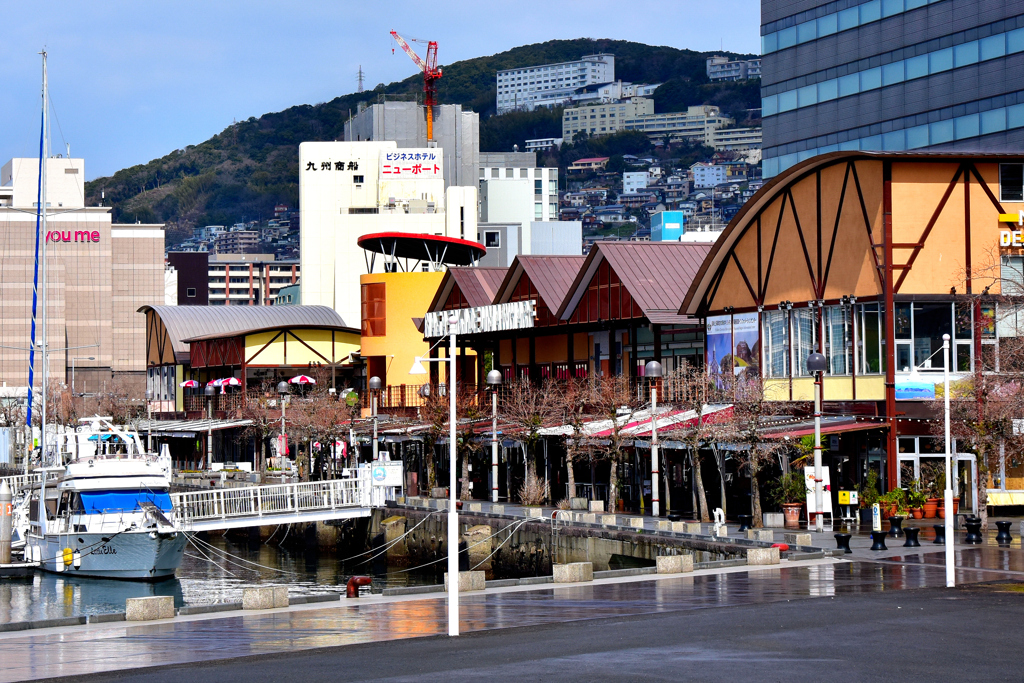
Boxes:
[360,271,446,387]
[764,374,886,402]
[244,329,360,367]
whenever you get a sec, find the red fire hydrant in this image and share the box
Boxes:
[346,576,373,598]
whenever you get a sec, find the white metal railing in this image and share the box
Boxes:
[170,474,371,529]
[0,472,49,495]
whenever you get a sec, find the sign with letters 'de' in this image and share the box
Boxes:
[804,465,833,523]
[424,300,537,338]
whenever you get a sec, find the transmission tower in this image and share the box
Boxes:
[357,65,365,93]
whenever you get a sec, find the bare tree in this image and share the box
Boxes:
[501,379,558,505]
[549,378,593,502]
[97,376,144,427]
[455,387,487,501]
[587,374,643,513]
[669,361,729,522]
[238,381,283,481]
[725,375,788,528]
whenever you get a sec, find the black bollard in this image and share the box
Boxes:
[887,516,904,538]
[903,527,921,547]
[737,514,753,532]
[995,520,1013,545]
[933,524,946,545]
[667,513,683,522]
[870,531,888,551]
[964,519,983,544]
[834,532,853,554]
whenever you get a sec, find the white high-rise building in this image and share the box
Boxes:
[496,54,614,114]
[299,141,477,325]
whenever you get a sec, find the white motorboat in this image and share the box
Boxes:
[21,418,186,581]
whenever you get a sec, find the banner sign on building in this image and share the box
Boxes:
[380,149,442,178]
[424,300,537,338]
[705,312,760,388]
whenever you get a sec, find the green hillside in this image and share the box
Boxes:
[85,38,757,234]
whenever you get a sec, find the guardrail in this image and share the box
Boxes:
[0,472,48,495]
[170,475,371,529]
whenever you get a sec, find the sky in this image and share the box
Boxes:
[0,1,761,181]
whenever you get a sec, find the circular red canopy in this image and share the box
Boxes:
[357,232,486,266]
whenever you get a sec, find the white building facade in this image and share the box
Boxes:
[299,141,477,325]
[691,163,728,188]
[496,54,614,114]
[623,171,649,194]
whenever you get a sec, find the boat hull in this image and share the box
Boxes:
[29,530,187,581]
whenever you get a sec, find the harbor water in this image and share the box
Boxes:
[0,534,441,624]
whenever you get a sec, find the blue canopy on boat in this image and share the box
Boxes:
[78,490,173,514]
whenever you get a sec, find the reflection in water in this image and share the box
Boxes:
[0,534,439,624]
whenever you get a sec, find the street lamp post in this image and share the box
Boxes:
[942,333,954,587]
[277,381,289,474]
[71,356,94,396]
[205,384,216,468]
[144,389,154,452]
[409,313,460,637]
[369,376,382,461]
[807,352,828,533]
[486,370,503,503]
[644,361,663,517]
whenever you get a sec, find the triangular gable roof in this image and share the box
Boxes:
[555,241,711,323]
[426,267,507,313]
[495,256,586,309]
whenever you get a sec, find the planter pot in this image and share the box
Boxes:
[882,504,897,519]
[953,499,960,515]
[781,503,802,527]
[617,499,625,512]
[923,501,938,519]
[937,507,945,519]
[910,507,924,520]
[859,507,873,524]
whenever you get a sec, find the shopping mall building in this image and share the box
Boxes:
[681,151,1024,511]
[0,157,164,394]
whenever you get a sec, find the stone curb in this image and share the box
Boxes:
[0,616,87,632]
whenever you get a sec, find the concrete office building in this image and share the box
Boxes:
[563,98,655,142]
[343,102,479,188]
[761,0,1024,177]
[479,164,560,224]
[0,157,164,393]
[477,221,583,267]
[496,54,615,113]
[299,141,477,325]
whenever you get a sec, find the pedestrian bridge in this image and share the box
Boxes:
[170,474,389,532]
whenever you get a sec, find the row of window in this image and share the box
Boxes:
[761,300,1023,379]
[763,101,1024,177]
[764,26,1024,116]
[761,0,944,54]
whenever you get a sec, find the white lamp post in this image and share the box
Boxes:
[644,360,663,517]
[369,376,382,461]
[807,352,828,533]
[276,381,289,472]
[410,313,460,636]
[942,333,954,587]
[486,369,503,503]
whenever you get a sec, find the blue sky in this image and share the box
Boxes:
[0,1,761,180]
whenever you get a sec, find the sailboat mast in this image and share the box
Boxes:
[39,51,49,465]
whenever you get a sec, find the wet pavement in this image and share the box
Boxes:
[0,556,1013,683]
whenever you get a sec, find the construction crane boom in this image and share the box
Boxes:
[390,30,442,142]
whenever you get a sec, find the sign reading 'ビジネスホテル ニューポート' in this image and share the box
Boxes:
[424,300,537,338]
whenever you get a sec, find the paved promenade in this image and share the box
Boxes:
[0,553,1014,683]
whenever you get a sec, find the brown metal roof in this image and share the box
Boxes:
[556,241,712,321]
[679,150,1024,316]
[139,305,350,355]
[495,256,586,309]
[426,267,508,312]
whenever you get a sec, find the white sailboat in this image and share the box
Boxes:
[20,52,187,581]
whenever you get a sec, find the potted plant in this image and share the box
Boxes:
[879,488,905,519]
[772,472,806,526]
[907,480,927,519]
[859,470,880,523]
[920,461,942,517]
[935,468,960,517]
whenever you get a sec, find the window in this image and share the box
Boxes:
[484,231,500,247]
[1001,164,1024,202]
[360,283,386,337]
[353,175,364,184]
[762,310,789,378]
[186,288,196,298]
[859,303,884,374]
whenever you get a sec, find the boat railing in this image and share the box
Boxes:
[170,474,370,530]
[0,471,56,496]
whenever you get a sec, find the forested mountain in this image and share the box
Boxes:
[84,38,757,235]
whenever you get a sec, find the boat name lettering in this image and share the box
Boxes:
[98,544,117,555]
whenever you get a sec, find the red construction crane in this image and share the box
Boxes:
[390,30,442,143]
